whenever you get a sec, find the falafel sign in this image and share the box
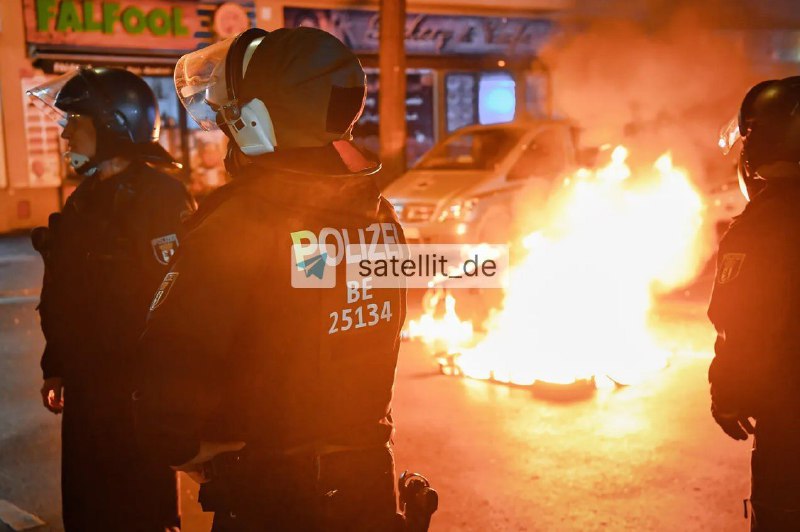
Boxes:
[23,0,255,56]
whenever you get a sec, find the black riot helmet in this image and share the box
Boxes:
[175,27,367,166]
[28,67,178,174]
[720,76,800,199]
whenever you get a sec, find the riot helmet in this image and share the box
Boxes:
[719,76,800,200]
[27,67,178,175]
[174,27,367,163]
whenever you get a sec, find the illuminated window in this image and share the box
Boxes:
[479,73,516,125]
[446,72,517,133]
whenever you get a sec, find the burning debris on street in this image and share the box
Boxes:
[405,146,710,392]
[7,0,800,529]
[401,1,783,399]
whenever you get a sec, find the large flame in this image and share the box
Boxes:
[405,288,474,353]
[406,146,709,388]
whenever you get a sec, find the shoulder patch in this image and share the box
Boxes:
[151,234,179,265]
[718,253,746,284]
[150,272,179,311]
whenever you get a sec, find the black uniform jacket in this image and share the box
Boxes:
[38,162,194,385]
[708,179,800,416]
[136,143,407,466]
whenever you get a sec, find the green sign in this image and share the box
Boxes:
[35,0,189,36]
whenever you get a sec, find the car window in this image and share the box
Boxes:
[415,128,523,171]
[507,128,568,181]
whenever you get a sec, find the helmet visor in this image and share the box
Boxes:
[174,37,236,131]
[718,115,741,156]
[26,69,90,123]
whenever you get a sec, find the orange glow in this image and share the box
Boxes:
[406,288,474,354]
[406,146,709,388]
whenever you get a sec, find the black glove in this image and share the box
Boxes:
[711,404,754,441]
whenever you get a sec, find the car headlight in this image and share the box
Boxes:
[438,198,479,222]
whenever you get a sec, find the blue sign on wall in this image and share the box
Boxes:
[283,7,554,57]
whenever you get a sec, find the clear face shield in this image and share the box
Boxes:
[27,70,100,174]
[174,33,276,155]
[718,115,759,201]
[718,115,742,156]
[174,37,236,131]
[26,69,91,124]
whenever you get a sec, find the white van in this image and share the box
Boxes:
[384,120,584,244]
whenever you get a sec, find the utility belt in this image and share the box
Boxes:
[197,442,392,512]
[200,442,390,484]
[197,443,437,531]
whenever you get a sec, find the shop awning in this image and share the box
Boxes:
[31,49,178,76]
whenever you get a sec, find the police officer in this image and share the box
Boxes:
[710,76,800,530]
[28,67,194,531]
[134,27,406,530]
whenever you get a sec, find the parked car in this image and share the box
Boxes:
[384,120,589,244]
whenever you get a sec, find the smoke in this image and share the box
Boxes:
[541,0,785,184]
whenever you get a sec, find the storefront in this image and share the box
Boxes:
[282,6,558,165]
[0,0,567,231]
[19,0,262,208]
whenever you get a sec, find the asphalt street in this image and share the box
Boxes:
[0,235,753,531]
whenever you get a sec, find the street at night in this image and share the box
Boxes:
[0,235,753,531]
[5,0,800,530]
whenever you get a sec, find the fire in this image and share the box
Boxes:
[405,288,474,354]
[406,146,709,388]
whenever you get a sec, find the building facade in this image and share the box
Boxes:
[0,0,570,232]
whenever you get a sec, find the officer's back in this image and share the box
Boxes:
[136,27,406,531]
[139,147,404,450]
